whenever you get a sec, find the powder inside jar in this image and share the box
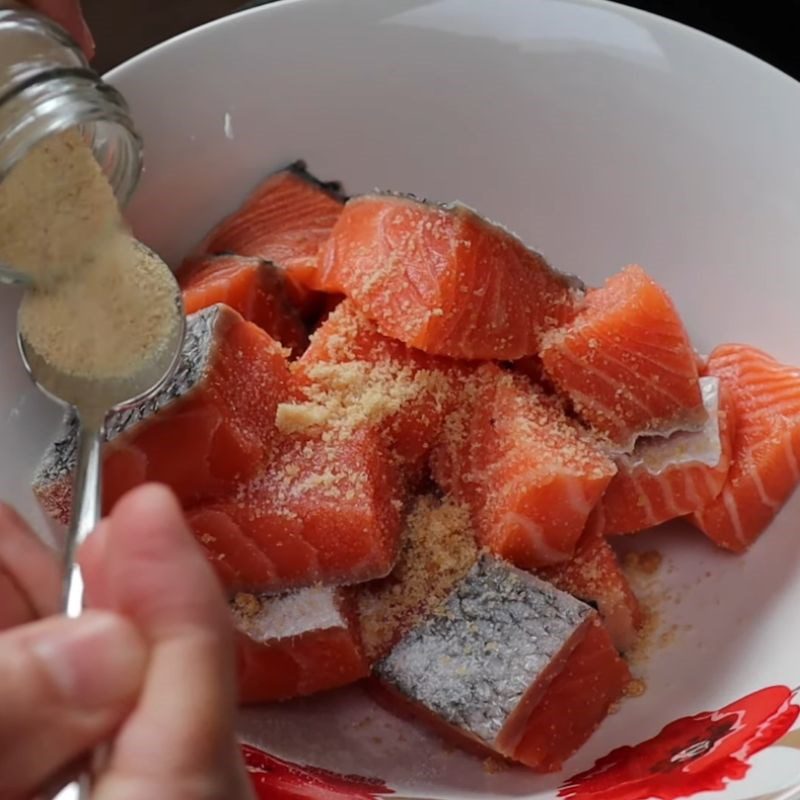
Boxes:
[0,129,120,287]
[0,129,179,382]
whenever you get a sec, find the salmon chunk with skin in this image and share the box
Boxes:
[690,344,800,552]
[192,161,346,315]
[373,555,629,771]
[186,427,406,593]
[232,588,368,704]
[33,305,291,523]
[316,194,582,360]
[178,254,308,356]
[540,265,706,451]
[432,365,617,568]
[600,376,736,535]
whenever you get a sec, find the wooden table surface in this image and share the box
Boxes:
[83,0,255,74]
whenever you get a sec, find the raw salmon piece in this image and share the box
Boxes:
[374,555,600,766]
[186,426,406,593]
[601,376,736,535]
[188,503,310,593]
[356,494,478,663]
[193,161,345,315]
[432,366,617,568]
[178,254,308,356]
[537,508,643,652]
[316,194,582,360]
[513,618,631,772]
[370,624,630,774]
[34,305,291,523]
[193,509,281,590]
[540,265,706,451]
[280,300,460,480]
[232,588,368,704]
[690,344,800,552]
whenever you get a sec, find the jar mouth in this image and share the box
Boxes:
[0,69,143,207]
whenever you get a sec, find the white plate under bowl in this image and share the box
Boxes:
[3,1,800,798]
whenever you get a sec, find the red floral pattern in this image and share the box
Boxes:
[241,686,799,799]
[559,686,800,800]
[243,744,394,799]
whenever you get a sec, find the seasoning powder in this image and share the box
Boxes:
[0,129,178,381]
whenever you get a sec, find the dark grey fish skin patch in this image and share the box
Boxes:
[33,305,222,488]
[376,554,592,747]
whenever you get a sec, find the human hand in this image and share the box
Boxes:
[24,1,95,59]
[0,485,255,800]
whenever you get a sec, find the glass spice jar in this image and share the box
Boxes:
[0,0,142,207]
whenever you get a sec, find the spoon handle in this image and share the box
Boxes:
[52,420,105,800]
[63,420,104,617]
[0,265,32,287]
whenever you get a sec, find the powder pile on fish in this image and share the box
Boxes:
[30,160,800,772]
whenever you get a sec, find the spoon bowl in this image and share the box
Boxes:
[17,285,186,423]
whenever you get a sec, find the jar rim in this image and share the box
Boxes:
[0,70,143,206]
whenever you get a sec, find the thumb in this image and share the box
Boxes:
[0,611,147,799]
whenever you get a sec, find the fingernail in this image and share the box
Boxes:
[29,611,147,709]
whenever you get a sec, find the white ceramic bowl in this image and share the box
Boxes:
[4,1,800,798]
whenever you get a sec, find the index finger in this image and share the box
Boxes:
[0,502,61,629]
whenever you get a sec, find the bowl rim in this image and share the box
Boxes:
[103,0,800,96]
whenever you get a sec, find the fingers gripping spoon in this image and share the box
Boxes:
[18,285,185,800]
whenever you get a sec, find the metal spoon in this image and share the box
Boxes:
[17,280,186,800]
[0,265,32,286]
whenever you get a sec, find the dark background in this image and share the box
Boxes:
[81,0,800,82]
